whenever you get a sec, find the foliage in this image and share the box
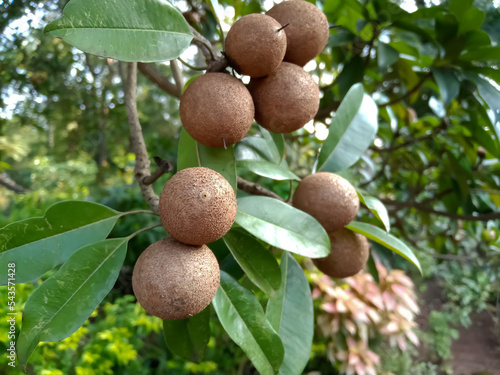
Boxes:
[312,259,420,374]
[1,0,500,373]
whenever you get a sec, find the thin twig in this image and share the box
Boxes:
[383,199,500,222]
[237,177,284,201]
[128,223,162,239]
[178,57,208,71]
[123,62,160,213]
[370,120,447,152]
[138,63,180,99]
[379,71,433,108]
[142,157,174,185]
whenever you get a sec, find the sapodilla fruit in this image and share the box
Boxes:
[179,73,254,148]
[159,167,237,245]
[267,0,329,67]
[313,228,369,278]
[292,172,359,233]
[132,237,220,320]
[225,14,287,78]
[249,62,319,133]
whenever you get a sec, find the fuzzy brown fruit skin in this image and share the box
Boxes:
[225,14,287,78]
[249,62,319,133]
[179,73,254,148]
[292,172,359,232]
[132,237,220,320]
[266,0,329,67]
[159,167,237,245]
[313,228,369,278]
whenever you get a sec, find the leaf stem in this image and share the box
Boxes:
[178,57,208,71]
[194,36,216,60]
[128,223,162,239]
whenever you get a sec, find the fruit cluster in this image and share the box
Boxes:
[180,0,329,147]
[132,167,236,320]
[132,0,368,321]
[292,172,370,278]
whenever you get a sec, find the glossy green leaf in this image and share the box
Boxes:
[44,0,193,62]
[213,271,284,375]
[346,221,422,274]
[460,46,500,62]
[462,121,500,158]
[177,128,237,192]
[163,306,211,363]
[432,67,460,106]
[235,196,330,258]
[17,238,128,366]
[0,201,119,285]
[378,43,399,71]
[223,230,281,297]
[357,192,390,232]
[236,137,279,164]
[260,126,285,162]
[317,83,378,173]
[266,252,313,375]
[207,239,245,280]
[237,160,299,181]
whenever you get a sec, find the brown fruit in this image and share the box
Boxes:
[292,172,359,232]
[132,237,220,320]
[159,167,237,245]
[266,0,329,66]
[313,228,369,278]
[249,62,319,133]
[225,14,287,78]
[179,73,254,148]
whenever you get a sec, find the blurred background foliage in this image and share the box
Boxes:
[1,0,499,373]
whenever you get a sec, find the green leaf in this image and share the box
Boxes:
[337,55,366,98]
[457,7,485,34]
[237,160,300,181]
[0,201,119,285]
[223,230,281,297]
[163,306,211,363]
[346,221,422,274]
[213,271,284,375]
[435,14,458,45]
[44,0,193,62]
[462,121,500,158]
[260,126,285,162]
[317,83,378,173]
[236,137,279,164]
[357,192,390,232]
[266,252,313,375]
[378,43,399,71]
[431,67,460,106]
[17,238,128,366]
[178,128,237,192]
[235,196,330,258]
[460,46,500,62]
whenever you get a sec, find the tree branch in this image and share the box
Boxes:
[237,177,284,201]
[0,174,28,194]
[137,63,181,99]
[370,120,447,152]
[123,62,160,213]
[169,59,184,97]
[382,199,500,222]
[379,71,432,108]
[143,157,174,185]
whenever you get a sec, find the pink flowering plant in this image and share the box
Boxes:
[311,259,420,375]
